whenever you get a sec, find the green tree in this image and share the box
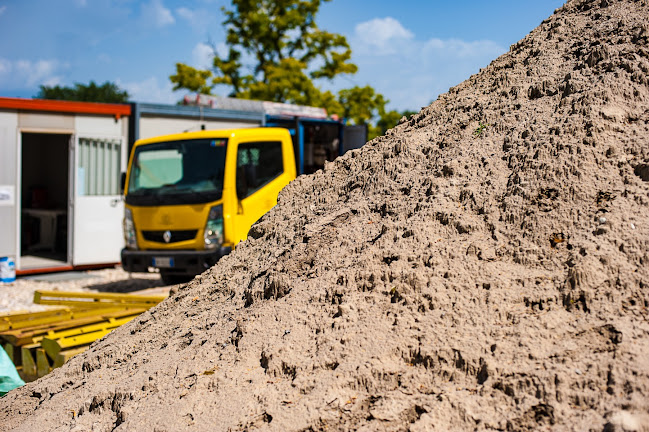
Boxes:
[376,109,418,136]
[36,81,130,103]
[169,0,420,139]
[337,86,388,138]
[337,87,417,138]
[170,0,413,139]
[171,0,356,107]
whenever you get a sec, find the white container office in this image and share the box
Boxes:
[0,97,131,275]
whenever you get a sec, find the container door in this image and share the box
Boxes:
[71,136,125,265]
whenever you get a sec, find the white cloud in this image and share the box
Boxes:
[119,76,178,104]
[0,58,65,90]
[176,6,218,34]
[0,6,7,16]
[215,42,227,58]
[354,17,414,53]
[74,0,87,7]
[191,42,227,69]
[192,43,213,69]
[176,7,195,22]
[423,38,503,59]
[41,75,63,87]
[348,17,506,111]
[141,0,175,28]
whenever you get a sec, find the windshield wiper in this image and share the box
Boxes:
[126,187,221,206]
[164,189,220,203]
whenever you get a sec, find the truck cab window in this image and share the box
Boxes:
[236,141,283,199]
[135,149,183,188]
[125,138,227,206]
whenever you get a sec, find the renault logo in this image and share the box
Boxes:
[163,230,172,243]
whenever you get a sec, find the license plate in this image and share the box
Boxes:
[152,257,174,268]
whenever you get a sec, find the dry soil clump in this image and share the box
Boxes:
[2,0,649,430]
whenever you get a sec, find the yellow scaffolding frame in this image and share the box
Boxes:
[33,290,166,309]
[1,290,167,381]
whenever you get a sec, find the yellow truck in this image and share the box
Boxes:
[120,128,297,284]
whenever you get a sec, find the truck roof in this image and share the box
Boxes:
[133,127,291,147]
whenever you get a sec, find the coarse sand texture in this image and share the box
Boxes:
[2,0,649,430]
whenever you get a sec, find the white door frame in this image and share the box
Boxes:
[70,133,126,266]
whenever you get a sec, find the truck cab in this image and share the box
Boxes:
[121,128,296,284]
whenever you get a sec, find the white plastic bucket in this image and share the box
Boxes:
[0,257,16,283]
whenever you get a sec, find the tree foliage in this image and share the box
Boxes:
[376,109,417,137]
[36,81,129,103]
[170,0,413,139]
[170,0,355,106]
[169,64,213,95]
[214,0,356,95]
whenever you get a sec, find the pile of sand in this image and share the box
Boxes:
[2,0,648,430]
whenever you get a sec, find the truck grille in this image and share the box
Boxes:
[142,230,198,244]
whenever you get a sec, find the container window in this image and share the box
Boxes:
[78,137,121,196]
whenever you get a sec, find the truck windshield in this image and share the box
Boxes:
[125,138,227,206]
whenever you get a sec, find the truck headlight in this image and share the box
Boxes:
[123,208,138,250]
[204,205,223,250]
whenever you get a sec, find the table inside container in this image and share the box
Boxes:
[22,209,66,252]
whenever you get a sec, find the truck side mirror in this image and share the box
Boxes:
[120,172,126,193]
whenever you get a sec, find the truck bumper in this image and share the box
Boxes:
[121,247,232,276]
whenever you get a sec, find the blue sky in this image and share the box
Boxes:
[0,0,565,112]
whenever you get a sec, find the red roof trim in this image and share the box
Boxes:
[16,262,119,276]
[0,97,130,119]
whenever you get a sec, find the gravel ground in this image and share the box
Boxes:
[0,266,174,314]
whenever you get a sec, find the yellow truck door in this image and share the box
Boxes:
[231,138,294,244]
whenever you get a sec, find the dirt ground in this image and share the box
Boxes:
[1,0,649,430]
[0,267,172,314]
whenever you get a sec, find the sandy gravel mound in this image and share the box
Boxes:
[2,0,649,430]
